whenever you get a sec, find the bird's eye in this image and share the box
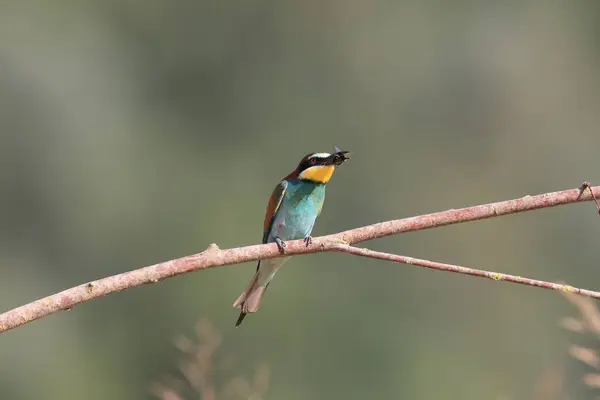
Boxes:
[310,158,318,165]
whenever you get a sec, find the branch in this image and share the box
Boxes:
[1,184,599,334]
[333,245,600,299]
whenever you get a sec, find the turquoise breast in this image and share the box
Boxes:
[267,181,326,243]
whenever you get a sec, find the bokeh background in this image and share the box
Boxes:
[1,1,599,399]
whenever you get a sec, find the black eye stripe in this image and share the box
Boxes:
[297,153,333,173]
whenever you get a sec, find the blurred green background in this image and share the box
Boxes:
[1,1,599,399]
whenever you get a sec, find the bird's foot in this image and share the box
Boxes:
[303,235,313,247]
[275,237,287,253]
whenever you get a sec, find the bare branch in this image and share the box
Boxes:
[333,245,600,299]
[0,184,598,334]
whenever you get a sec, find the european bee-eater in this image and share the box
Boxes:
[233,147,350,327]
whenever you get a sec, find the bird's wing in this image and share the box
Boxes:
[262,180,288,243]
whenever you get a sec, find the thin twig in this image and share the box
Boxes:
[578,181,600,214]
[0,184,598,334]
[333,245,600,299]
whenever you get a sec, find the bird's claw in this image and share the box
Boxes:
[275,237,286,253]
[303,235,313,247]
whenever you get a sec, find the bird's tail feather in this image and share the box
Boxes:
[233,267,269,327]
[233,272,267,313]
[233,258,286,327]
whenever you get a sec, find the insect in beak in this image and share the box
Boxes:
[331,146,351,165]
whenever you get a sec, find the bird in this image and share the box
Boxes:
[233,147,350,327]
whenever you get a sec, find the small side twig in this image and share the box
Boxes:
[578,181,600,214]
[332,244,600,299]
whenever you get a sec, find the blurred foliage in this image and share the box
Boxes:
[561,291,600,399]
[1,1,600,399]
[151,319,269,400]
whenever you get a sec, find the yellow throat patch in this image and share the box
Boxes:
[299,165,335,183]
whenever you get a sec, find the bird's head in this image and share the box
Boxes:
[292,146,350,184]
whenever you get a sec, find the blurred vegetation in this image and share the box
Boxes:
[559,291,600,399]
[1,1,600,399]
[151,319,269,400]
